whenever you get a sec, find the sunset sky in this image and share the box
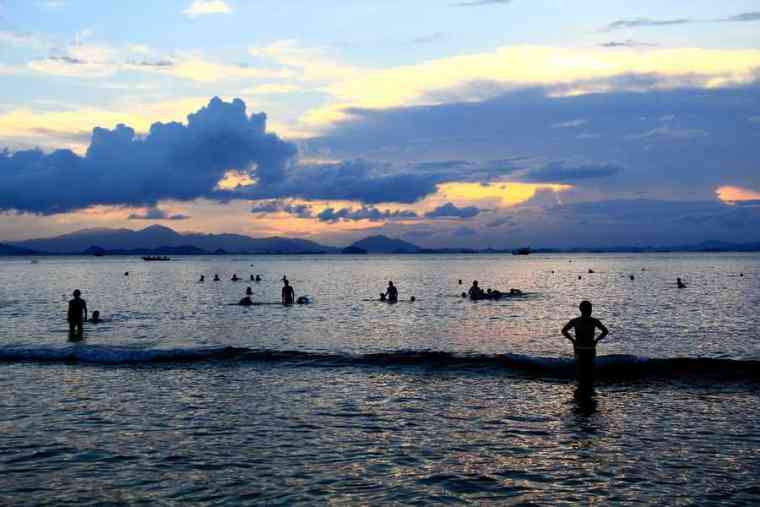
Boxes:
[1,0,759,247]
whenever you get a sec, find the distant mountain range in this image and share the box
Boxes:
[6,225,335,255]
[2,225,760,255]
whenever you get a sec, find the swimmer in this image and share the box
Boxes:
[199,275,205,282]
[677,277,686,289]
[385,281,398,303]
[562,300,608,391]
[231,274,240,282]
[630,275,635,281]
[461,292,467,298]
[468,281,482,300]
[380,293,386,302]
[213,274,220,282]
[458,279,463,285]
[578,275,582,280]
[255,275,262,282]
[124,272,129,276]
[89,310,101,323]
[282,279,295,305]
[239,295,254,306]
[250,274,255,281]
[509,288,522,296]
[67,289,88,339]
[410,296,416,302]
[246,286,253,295]
[588,269,594,274]
[296,296,310,305]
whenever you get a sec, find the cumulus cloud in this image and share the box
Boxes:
[0,97,296,214]
[424,202,483,219]
[128,207,189,220]
[183,0,231,17]
[316,206,418,223]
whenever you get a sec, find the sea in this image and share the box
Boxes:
[1,253,759,505]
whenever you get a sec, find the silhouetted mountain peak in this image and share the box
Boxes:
[350,235,420,253]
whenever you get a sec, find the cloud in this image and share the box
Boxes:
[251,200,314,218]
[424,202,483,219]
[242,159,444,204]
[551,119,587,128]
[603,12,760,31]
[599,40,659,48]
[316,206,418,223]
[0,97,296,214]
[519,163,622,183]
[128,207,189,220]
[183,0,231,17]
[626,126,709,140]
[486,216,516,228]
[603,18,690,31]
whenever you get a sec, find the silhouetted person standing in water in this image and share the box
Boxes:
[67,289,88,340]
[677,277,686,289]
[562,301,608,391]
[385,281,398,303]
[282,279,295,305]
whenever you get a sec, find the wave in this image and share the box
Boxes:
[0,345,758,382]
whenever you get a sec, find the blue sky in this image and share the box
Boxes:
[1,0,759,247]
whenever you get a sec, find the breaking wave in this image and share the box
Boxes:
[1,345,758,382]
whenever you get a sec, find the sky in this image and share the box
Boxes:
[1,0,759,248]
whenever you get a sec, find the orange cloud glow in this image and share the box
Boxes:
[716,185,760,203]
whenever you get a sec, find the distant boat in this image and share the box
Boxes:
[142,256,171,261]
[512,247,532,255]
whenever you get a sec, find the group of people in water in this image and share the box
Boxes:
[65,267,716,392]
[199,273,262,283]
[463,280,523,300]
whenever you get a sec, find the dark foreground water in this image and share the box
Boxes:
[1,253,759,505]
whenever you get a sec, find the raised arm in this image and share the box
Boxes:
[561,320,575,344]
[594,320,608,344]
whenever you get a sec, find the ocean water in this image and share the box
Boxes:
[1,253,759,505]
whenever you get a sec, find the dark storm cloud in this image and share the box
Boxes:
[127,207,189,220]
[519,162,622,183]
[424,202,483,219]
[317,206,418,223]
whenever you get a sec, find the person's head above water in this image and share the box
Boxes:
[246,287,253,295]
[91,310,100,320]
[283,279,290,286]
[73,289,81,298]
[579,300,592,317]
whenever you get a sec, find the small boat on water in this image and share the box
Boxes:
[142,256,171,261]
[512,247,532,256]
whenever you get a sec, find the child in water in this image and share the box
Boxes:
[562,301,608,390]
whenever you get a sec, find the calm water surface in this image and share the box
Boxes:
[1,253,759,504]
